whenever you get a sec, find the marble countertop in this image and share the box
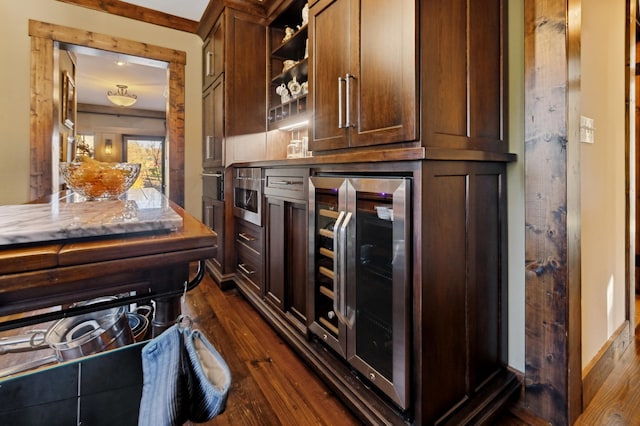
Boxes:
[0,188,183,245]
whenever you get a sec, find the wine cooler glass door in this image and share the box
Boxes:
[345,177,411,410]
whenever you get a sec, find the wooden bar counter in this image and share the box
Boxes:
[0,189,216,335]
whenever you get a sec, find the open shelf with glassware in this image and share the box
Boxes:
[268,0,310,130]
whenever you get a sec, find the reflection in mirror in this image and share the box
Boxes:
[29,20,186,206]
[59,43,169,195]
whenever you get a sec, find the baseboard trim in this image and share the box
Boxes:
[582,320,632,408]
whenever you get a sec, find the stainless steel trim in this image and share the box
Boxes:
[201,173,223,178]
[338,76,345,129]
[238,232,256,242]
[338,211,353,328]
[345,74,355,128]
[205,136,212,159]
[332,211,346,326]
[238,264,255,275]
[206,51,213,77]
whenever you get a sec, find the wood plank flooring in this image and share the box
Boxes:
[181,272,362,425]
[496,299,640,425]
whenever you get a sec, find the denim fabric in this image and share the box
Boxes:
[138,324,189,426]
[184,329,231,422]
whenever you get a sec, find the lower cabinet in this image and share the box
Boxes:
[265,196,308,332]
[231,161,517,426]
[264,168,309,333]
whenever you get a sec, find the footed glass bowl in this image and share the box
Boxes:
[60,160,141,200]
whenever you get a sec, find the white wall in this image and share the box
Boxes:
[0,0,203,219]
[580,0,627,367]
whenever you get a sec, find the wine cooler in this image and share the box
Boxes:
[308,175,411,410]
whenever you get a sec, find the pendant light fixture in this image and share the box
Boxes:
[107,84,137,107]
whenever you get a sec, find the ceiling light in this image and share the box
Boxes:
[107,84,137,107]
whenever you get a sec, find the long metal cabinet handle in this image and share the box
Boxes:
[332,211,346,325]
[206,51,213,77]
[345,74,355,128]
[338,77,345,129]
[201,173,223,177]
[338,212,353,328]
[205,136,212,159]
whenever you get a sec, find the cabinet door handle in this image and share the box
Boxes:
[238,232,256,242]
[205,136,212,159]
[201,173,223,178]
[206,51,213,77]
[338,77,346,129]
[238,263,255,275]
[345,74,355,128]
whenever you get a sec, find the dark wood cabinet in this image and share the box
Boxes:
[264,168,309,333]
[202,8,266,285]
[202,17,224,91]
[202,194,224,272]
[202,77,224,169]
[421,0,507,153]
[309,0,417,152]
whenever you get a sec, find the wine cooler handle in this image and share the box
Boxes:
[336,211,353,329]
[332,211,346,326]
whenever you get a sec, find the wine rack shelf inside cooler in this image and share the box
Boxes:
[315,206,340,337]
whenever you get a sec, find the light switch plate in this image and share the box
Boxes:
[580,116,595,144]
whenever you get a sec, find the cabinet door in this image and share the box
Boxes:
[310,0,417,152]
[266,197,286,310]
[202,78,224,169]
[266,196,308,330]
[202,196,225,271]
[349,0,417,148]
[309,0,350,151]
[202,17,224,90]
[287,200,308,326]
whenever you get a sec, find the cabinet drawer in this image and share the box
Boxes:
[235,219,263,256]
[264,168,309,201]
[235,246,263,292]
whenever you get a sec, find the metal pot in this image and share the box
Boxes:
[45,309,134,361]
[0,307,134,378]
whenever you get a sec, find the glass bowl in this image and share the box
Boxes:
[60,160,141,200]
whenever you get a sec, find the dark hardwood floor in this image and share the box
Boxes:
[3,272,639,425]
[181,272,362,425]
[189,275,640,426]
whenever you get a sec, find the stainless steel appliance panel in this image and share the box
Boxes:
[308,175,411,410]
[233,168,263,226]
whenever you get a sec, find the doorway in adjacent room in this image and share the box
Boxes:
[123,135,166,193]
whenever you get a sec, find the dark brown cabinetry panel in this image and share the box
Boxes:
[421,0,507,153]
[264,168,309,332]
[309,0,417,152]
[202,78,224,169]
[418,160,510,424]
[202,17,224,91]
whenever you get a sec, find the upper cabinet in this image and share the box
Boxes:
[202,17,224,91]
[421,0,507,153]
[309,0,418,153]
[201,8,267,168]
